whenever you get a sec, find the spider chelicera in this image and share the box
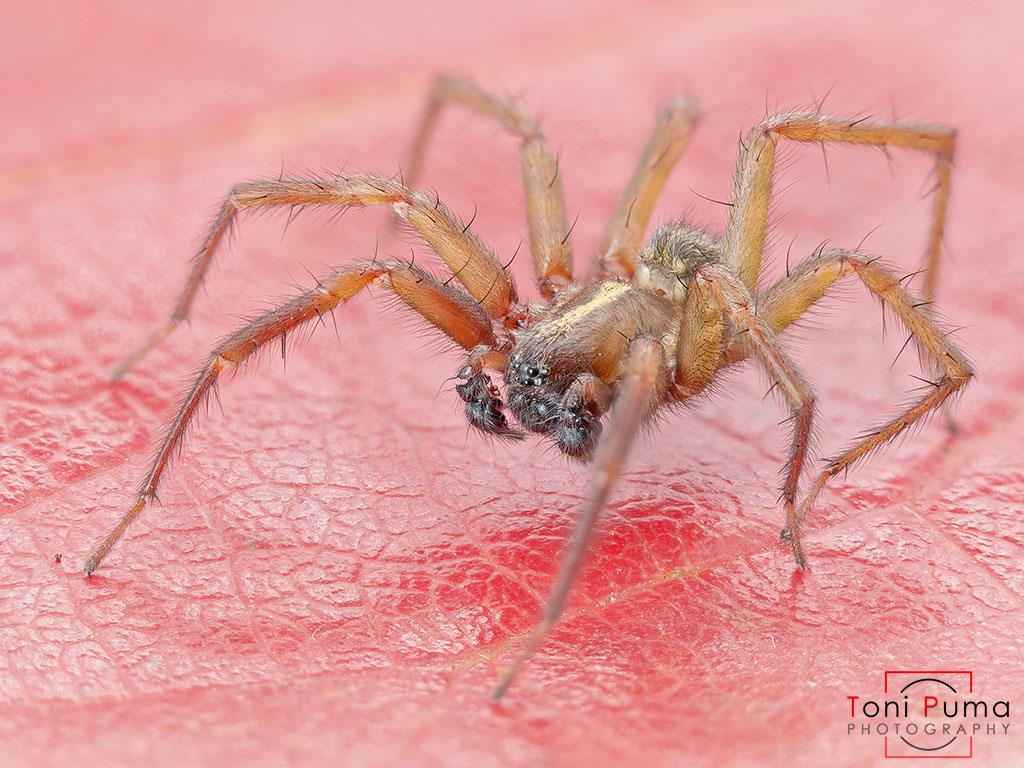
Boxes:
[86,75,972,699]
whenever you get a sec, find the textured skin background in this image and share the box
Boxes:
[2,0,1023,765]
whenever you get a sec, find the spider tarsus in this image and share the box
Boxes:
[493,617,555,702]
[110,323,177,381]
[83,551,101,576]
[779,527,808,569]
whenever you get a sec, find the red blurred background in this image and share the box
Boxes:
[2,1,1022,765]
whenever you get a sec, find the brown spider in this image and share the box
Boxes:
[86,75,972,699]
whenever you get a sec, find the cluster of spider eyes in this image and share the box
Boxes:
[518,365,548,387]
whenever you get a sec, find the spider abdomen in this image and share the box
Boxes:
[636,223,722,303]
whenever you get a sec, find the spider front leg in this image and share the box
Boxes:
[86,260,503,574]
[722,113,956,302]
[112,173,523,378]
[492,336,665,700]
[695,262,818,567]
[405,74,575,299]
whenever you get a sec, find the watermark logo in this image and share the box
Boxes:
[846,671,1011,759]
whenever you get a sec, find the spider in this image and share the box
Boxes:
[85,75,972,699]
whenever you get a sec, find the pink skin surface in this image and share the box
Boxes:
[2,0,1023,765]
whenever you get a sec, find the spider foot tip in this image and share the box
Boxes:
[83,550,106,576]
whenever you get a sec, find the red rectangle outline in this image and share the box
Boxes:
[884,671,973,694]
[884,736,972,759]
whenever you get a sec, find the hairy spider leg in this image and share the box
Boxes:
[727,248,972,536]
[112,173,523,379]
[721,114,956,301]
[492,335,666,700]
[716,113,958,562]
[405,75,574,300]
[86,260,500,575]
[693,262,817,566]
[672,275,724,397]
[595,98,699,280]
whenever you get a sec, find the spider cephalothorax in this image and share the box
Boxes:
[474,222,736,461]
[504,278,678,458]
[87,75,971,700]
